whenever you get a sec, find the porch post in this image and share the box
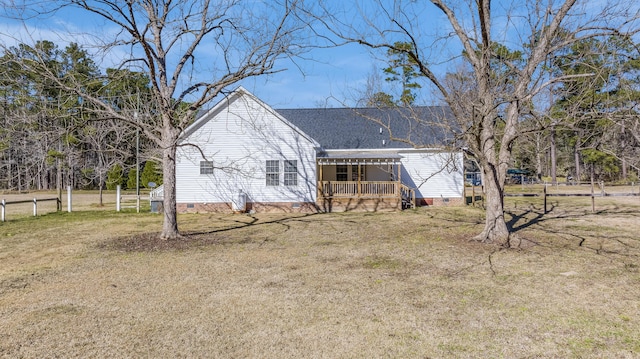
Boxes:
[318,163,323,200]
[396,163,401,198]
[357,163,361,197]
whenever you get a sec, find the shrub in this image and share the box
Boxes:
[106,164,126,190]
[141,161,163,188]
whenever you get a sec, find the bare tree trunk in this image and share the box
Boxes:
[574,142,581,183]
[476,163,510,245]
[98,153,104,206]
[57,141,62,202]
[161,133,180,240]
[17,165,21,191]
[535,133,543,181]
[473,100,512,246]
[550,126,557,184]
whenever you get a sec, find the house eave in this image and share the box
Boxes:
[317,150,403,165]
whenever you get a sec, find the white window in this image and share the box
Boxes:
[284,160,298,186]
[266,160,280,186]
[200,161,214,175]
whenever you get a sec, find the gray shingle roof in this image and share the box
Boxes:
[276,107,453,150]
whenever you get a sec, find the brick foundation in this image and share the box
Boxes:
[177,197,463,214]
[177,202,318,214]
[429,197,464,206]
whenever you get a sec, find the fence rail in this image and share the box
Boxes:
[468,183,640,214]
[504,193,640,197]
[115,186,141,213]
[1,197,61,222]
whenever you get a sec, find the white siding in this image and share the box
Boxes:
[399,150,464,198]
[176,93,317,205]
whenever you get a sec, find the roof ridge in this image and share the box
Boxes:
[275,105,447,111]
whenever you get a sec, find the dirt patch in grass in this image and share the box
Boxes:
[101,232,224,252]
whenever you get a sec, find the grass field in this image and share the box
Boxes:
[1,190,639,358]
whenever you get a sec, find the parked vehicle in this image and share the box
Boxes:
[465,172,481,186]
[507,168,535,184]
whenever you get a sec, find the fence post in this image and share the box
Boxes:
[116,185,121,212]
[33,198,37,217]
[472,185,476,207]
[543,185,547,214]
[67,186,72,213]
[590,180,595,213]
[1,199,5,222]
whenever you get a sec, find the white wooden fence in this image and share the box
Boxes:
[1,197,61,222]
[116,185,140,213]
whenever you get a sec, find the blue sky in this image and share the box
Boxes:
[0,1,506,109]
[2,1,635,109]
[244,43,377,109]
[0,2,392,109]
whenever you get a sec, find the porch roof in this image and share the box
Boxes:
[317,151,403,165]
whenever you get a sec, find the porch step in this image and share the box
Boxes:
[400,184,416,210]
[401,198,415,210]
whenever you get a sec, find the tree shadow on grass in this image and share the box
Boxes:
[505,204,555,233]
[506,203,640,233]
[505,204,640,259]
[100,212,327,252]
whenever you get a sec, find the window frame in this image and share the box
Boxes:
[283,160,298,186]
[200,161,214,175]
[351,164,366,181]
[265,160,280,186]
[336,164,348,181]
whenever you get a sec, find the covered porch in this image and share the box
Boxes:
[317,151,415,211]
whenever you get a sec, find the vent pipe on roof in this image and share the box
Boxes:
[379,127,383,134]
[382,139,386,146]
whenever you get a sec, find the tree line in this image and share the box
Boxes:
[514,35,640,184]
[0,40,163,197]
[364,36,640,185]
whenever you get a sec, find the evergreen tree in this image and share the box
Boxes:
[141,160,163,188]
[383,42,425,106]
[106,164,126,190]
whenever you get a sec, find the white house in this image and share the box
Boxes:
[173,87,464,213]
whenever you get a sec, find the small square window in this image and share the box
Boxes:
[200,161,214,175]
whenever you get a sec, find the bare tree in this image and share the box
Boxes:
[303,0,639,246]
[4,0,308,239]
[79,117,135,206]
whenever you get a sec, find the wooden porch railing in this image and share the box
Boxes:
[318,181,416,210]
[319,181,398,198]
